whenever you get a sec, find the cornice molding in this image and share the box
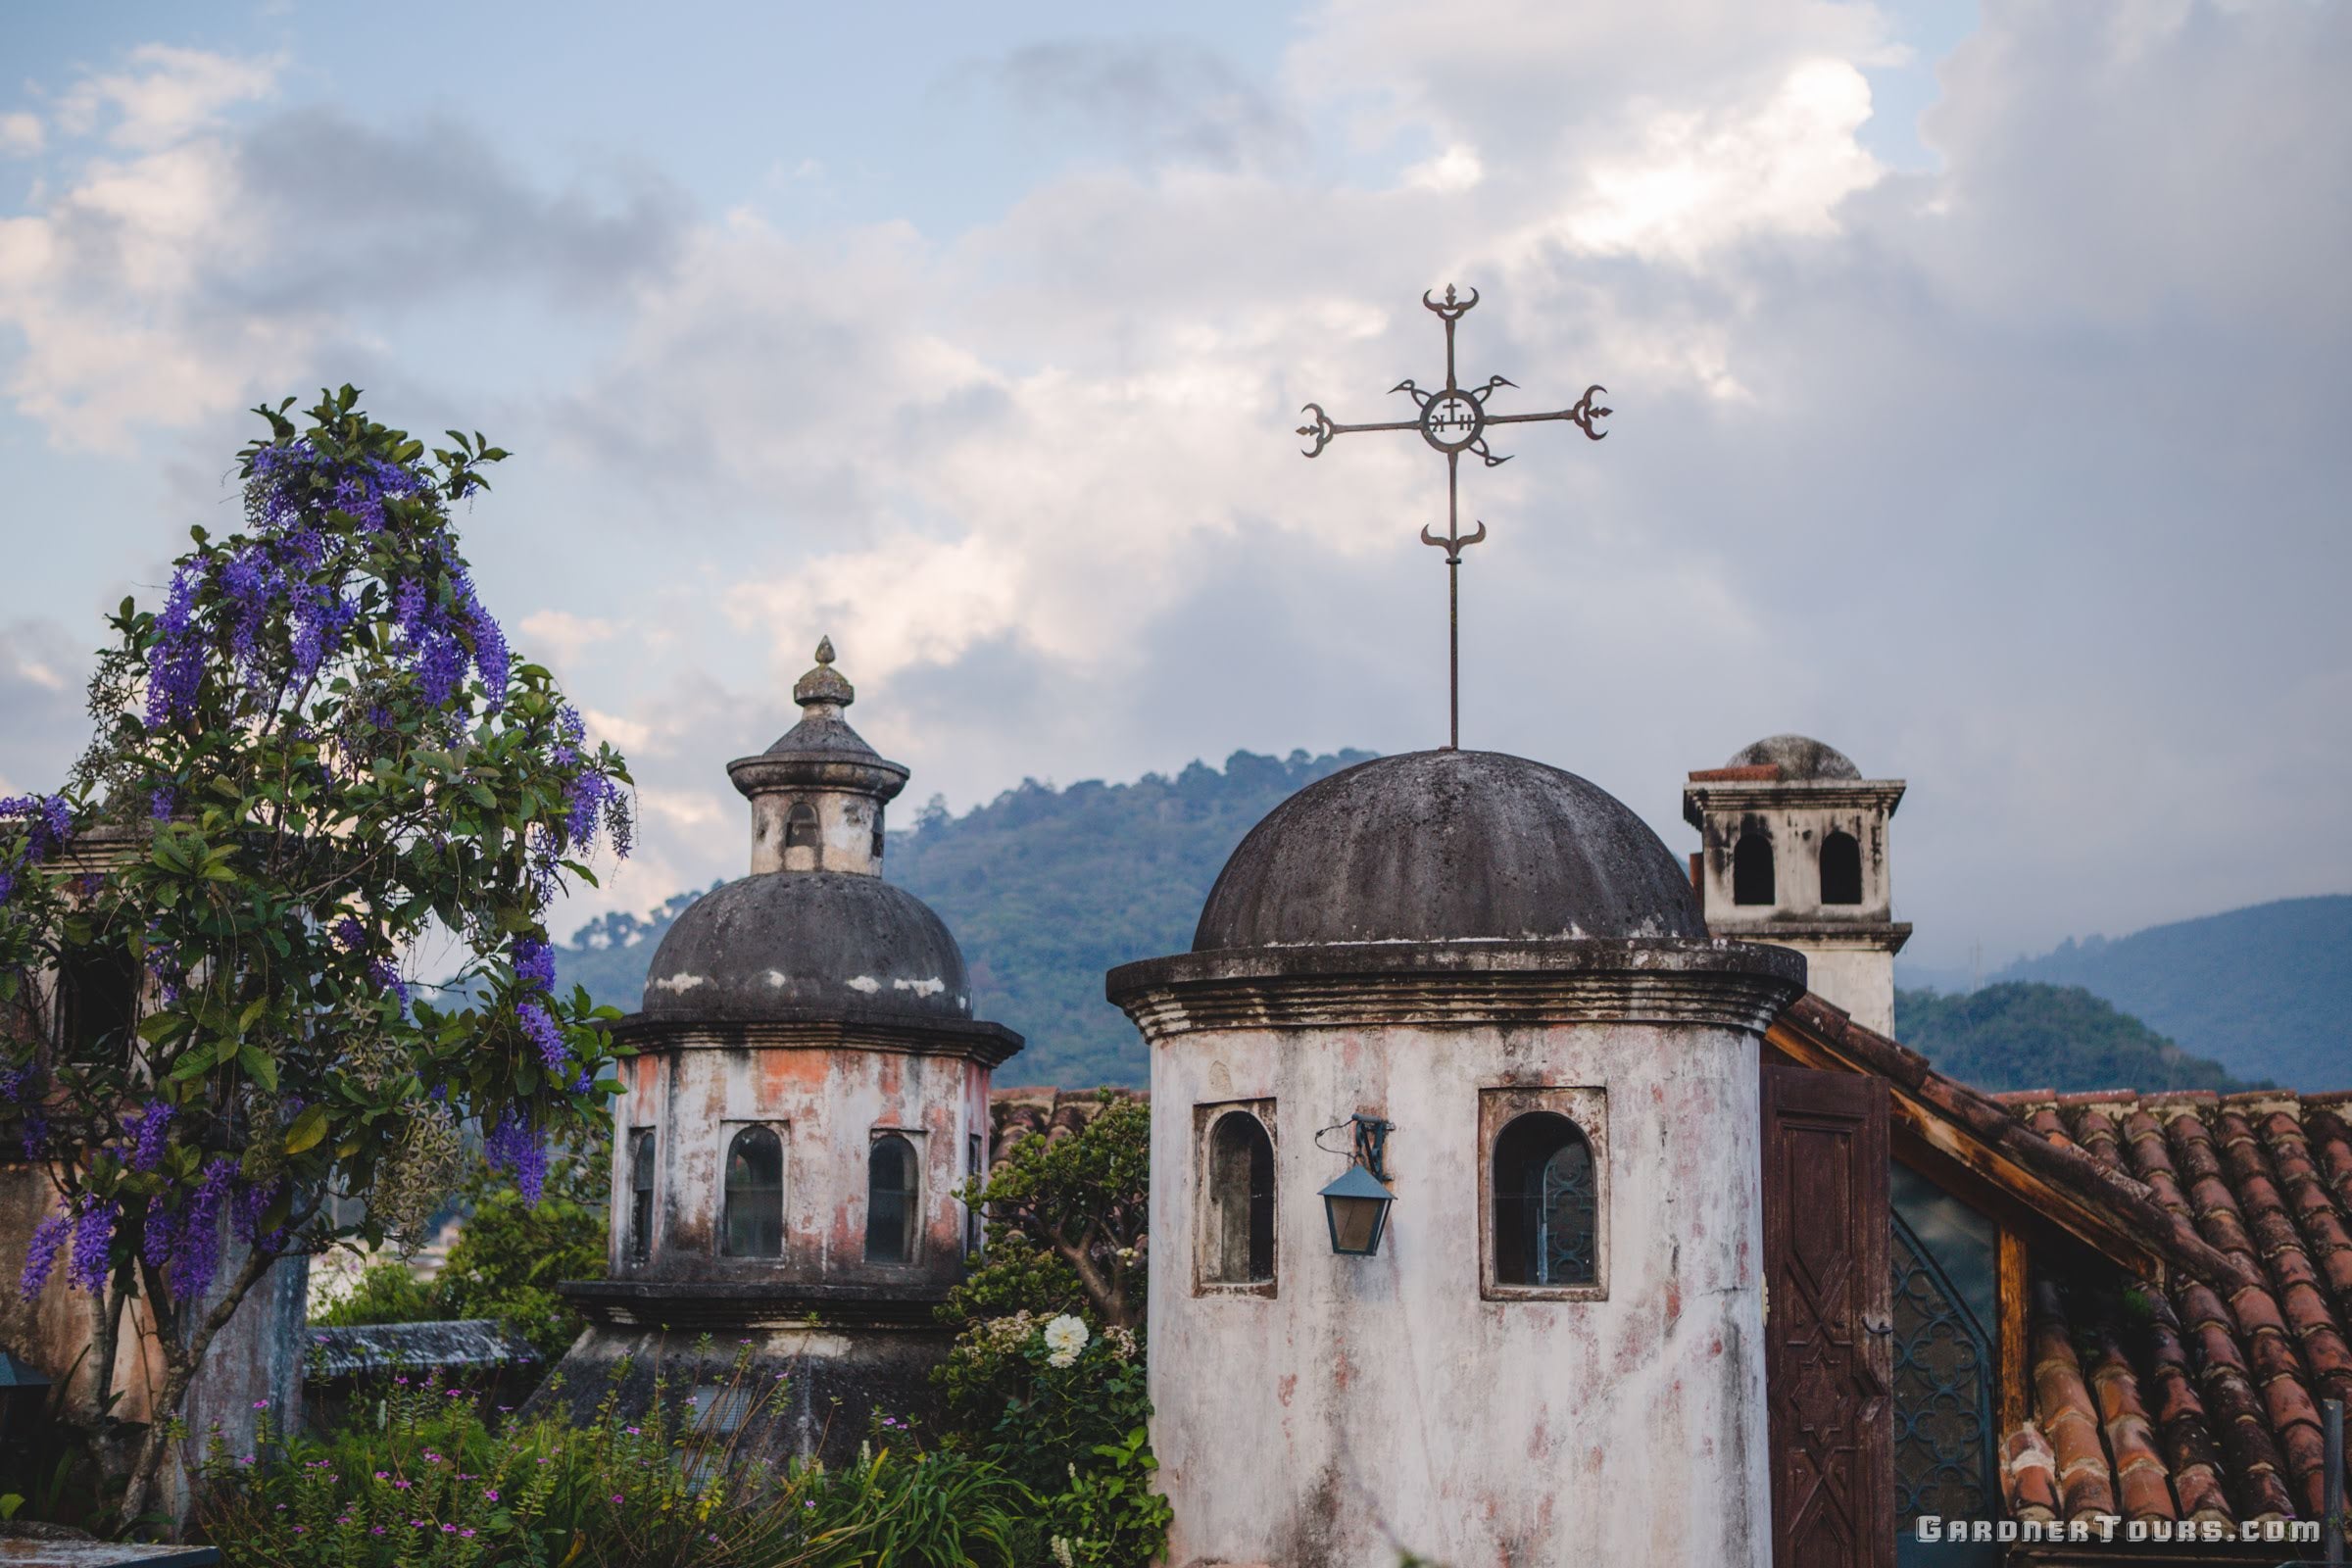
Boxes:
[1107,938,1805,1044]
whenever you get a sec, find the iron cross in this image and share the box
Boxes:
[1296,285,1610,751]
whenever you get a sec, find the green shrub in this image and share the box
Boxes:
[195,1346,1030,1567]
[308,1145,609,1362]
[934,1094,1168,1568]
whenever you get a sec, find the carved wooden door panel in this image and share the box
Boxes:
[1763,1064,1893,1568]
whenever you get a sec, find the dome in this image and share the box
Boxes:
[1194,750,1703,951]
[1724,734,1860,781]
[641,872,972,1023]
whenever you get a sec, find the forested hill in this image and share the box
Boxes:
[555,749,1377,1086]
[1893,983,2260,1096]
[551,757,2332,1094]
[1990,895,2352,1090]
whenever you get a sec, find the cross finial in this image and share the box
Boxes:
[1294,286,1611,750]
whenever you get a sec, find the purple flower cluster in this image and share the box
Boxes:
[0,794,73,909]
[512,935,556,993]
[250,441,424,535]
[393,552,509,710]
[144,564,205,729]
[125,1102,173,1172]
[518,1000,566,1074]
[145,1158,236,1302]
[144,933,184,1005]
[61,1196,117,1295]
[483,1113,548,1206]
[19,1212,72,1300]
[232,1178,287,1254]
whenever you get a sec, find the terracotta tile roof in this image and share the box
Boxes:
[1996,1086,2352,1527]
[989,1086,1138,1169]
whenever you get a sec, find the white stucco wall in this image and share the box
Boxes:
[1790,942,1897,1036]
[1149,1017,1770,1568]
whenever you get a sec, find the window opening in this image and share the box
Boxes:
[722,1125,783,1258]
[630,1129,657,1262]
[867,1134,917,1264]
[963,1132,984,1258]
[1204,1109,1276,1285]
[1821,829,1863,906]
[1733,828,1776,906]
[1493,1112,1596,1287]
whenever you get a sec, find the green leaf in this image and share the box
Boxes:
[237,1044,278,1092]
[136,1012,183,1046]
[168,1044,217,1081]
[284,1104,329,1154]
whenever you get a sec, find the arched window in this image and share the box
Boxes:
[1203,1109,1275,1286]
[629,1130,657,1263]
[1820,829,1863,906]
[866,1135,917,1264]
[784,802,820,852]
[1733,828,1776,906]
[1493,1112,1596,1287]
[721,1126,783,1258]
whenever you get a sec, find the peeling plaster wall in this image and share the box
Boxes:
[0,1162,305,1522]
[1695,803,1895,921]
[1149,1018,1769,1568]
[609,1040,989,1290]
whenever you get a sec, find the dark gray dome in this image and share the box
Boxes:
[1726,734,1860,780]
[641,872,971,1023]
[1194,750,1703,951]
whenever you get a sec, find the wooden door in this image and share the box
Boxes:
[1763,1064,1893,1568]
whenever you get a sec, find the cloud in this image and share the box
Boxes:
[0,52,687,450]
[977,36,1307,174]
[0,619,90,797]
[54,44,278,151]
[0,114,41,158]
[1,4,2345,968]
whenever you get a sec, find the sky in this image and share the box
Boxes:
[0,0,2345,974]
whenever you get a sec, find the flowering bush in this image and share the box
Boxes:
[935,1094,1166,1566]
[937,1311,1164,1567]
[198,1348,1030,1567]
[0,389,633,1523]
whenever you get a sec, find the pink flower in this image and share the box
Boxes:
[252,1398,270,1409]
[483,1489,499,1501]
[610,1494,623,1505]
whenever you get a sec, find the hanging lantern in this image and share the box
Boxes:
[1319,1114,1396,1257]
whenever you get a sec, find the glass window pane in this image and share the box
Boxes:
[723,1126,783,1259]
[867,1136,916,1263]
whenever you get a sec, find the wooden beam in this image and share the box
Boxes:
[1772,1018,2165,1279]
[1998,1224,2030,1438]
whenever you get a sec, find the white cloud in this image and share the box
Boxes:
[518,610,619,669]
[0,114,42,158]
[54,44,278,151]
[1,4,2345,964]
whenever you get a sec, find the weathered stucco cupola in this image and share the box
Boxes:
[1683,733,1910,1034]
[546,640,1020,1459]
[1108,749,1805,1568]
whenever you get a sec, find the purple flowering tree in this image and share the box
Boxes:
[0,388,632,1529]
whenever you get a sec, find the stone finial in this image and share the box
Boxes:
[792,635,855,711]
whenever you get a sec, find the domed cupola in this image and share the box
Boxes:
[637,640,982,1026]
[555,637,1019,1468]
[1194,750,1704,951]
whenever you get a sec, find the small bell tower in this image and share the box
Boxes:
[1683,733,1911,1034]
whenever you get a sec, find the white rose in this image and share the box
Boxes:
[1042,1313,1090,1367]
